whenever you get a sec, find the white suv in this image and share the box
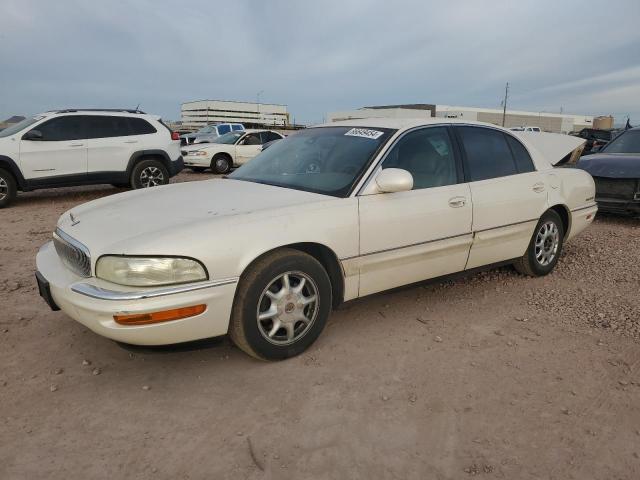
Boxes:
[0,109,184,208]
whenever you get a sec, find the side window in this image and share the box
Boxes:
[265,131,283,142]
[505,135,535,173]
[243,133,261,145]
[458,127,517,181]
[33,116,86,141]
[128,117,156,135]
[382,127,458,190]
[87,116,130,139]
[232,124,244,131]
[217,124,231,135]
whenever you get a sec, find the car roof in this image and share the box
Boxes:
[38,110,158,119]
[316,117,516,133]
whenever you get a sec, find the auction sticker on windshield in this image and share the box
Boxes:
[345,128,384,140]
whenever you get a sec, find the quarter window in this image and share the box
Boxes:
[128,117,156,135]
[31,116,86,141]
[505,135,535,173]
[458,127,518,181]
[382,127,458,189]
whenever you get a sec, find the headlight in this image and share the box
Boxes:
[187,150,207,156]
[96,256,208,287]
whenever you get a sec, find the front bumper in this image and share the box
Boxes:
[596,196,640,216]
[36,241,237,346]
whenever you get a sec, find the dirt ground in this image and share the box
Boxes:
[1,171,639,479]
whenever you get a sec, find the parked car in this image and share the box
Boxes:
[0,109,183,208]
[180,123,244,145]
[261,137,284,151]
[35,118,597,360]
[576,127,640,215]
[573,128,617,155]
[182,129,284,173]
[510,126,541,132]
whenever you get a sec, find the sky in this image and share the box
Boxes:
[1,0,639,125]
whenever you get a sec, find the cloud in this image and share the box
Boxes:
[1,0,639,124]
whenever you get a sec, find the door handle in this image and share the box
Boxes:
[532,182,546,193]
[124,140,138,144]
[448,196,466,208]
[69,143,84,147]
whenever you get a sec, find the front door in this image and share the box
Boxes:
[19,115,88,181]
[357,126,473,297]
[235,132,264,165]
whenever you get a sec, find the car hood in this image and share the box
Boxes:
[576,153,640,178]
[56,179,330,255]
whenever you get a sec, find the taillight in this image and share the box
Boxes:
[171,132,180,141]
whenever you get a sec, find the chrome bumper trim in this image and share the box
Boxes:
[70,278,238,301]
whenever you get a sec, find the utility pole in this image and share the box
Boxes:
[256,90,264,125]
[501,82,509,127]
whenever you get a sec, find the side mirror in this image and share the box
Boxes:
[375,168,413,193]
[23,130,43,141]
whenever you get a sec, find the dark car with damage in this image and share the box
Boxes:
[576,127,640,215]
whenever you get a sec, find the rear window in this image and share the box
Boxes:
[505,135,535,173]
[217,124,231,135]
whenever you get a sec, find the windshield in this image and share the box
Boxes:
[214,131,244,144]
[602,130,640,154]
[229,126,395,197]
[0,117,41,138]
[197,125,215,134]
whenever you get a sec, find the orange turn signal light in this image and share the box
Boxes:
[114,304,207,326]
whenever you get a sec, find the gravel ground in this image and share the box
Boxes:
[1,171,639,479]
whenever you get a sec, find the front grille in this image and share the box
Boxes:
[593,177,639,199]
[53,228,91,277]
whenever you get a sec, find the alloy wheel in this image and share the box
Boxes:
[256,271,319,345]
[139,167,165,187]
[535,221,559,266]
[0,177,7,201]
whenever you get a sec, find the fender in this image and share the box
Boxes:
[0,155,27,190]
[125,150,172,175]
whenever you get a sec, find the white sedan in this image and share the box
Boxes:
[182,129,284,173]
[35,119,597,360]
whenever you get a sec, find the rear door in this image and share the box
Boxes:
[454,126,548,269]
[357,126,473,296]
[19,115,88,180]
[86,115,135,173]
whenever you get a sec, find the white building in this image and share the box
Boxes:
[181,100,289,130]
[328,104,594,133]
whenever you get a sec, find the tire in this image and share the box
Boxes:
[229,248,332,361]
[211,154,232,174]
[130,159,169,189]
[0,168,17,208]
[514,210,564,276]
[189,167,207,173]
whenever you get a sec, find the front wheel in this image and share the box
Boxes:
[0,168,17,208]
[229,249,332,360]
[514,210,564,276]
[211,154,231,174]
[130,160,169,189]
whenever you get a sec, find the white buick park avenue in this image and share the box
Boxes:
[36,119,597,360]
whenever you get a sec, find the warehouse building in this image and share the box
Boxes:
[328,104,594,133]
[181,99,289,131]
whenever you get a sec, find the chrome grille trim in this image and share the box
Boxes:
[53,228,91,277]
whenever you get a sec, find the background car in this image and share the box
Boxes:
[573,128,618,155]
[180,123,244,145]
[576,127,640,216]
[0,109,183,208]
[36,118,596,360]
[182,129,284,173]
[510,126,541,132]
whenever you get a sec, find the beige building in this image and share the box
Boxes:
[328,104,595,134]
[181,100,289,130]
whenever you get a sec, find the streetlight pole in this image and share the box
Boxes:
[501,82,509,127]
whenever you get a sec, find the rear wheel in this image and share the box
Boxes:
[211,154,231,174]
[514,210,564,276]
[131,159,169,189]
[0,168,17,208]
[229,249,332,360]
